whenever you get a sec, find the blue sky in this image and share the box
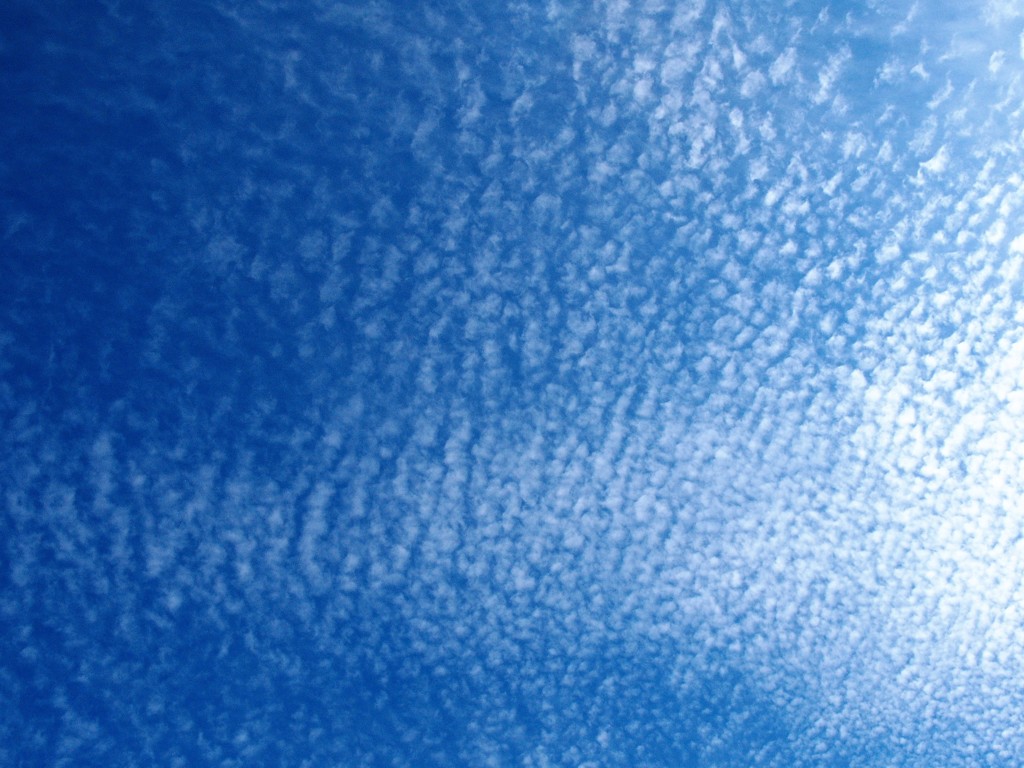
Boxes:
[3,1,1024,765]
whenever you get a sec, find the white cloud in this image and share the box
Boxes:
[769,47,797,84]
[919,144,950,175]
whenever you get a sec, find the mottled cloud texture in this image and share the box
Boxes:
[3,0,1024,765]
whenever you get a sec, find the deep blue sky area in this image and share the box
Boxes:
[3,1,1024,766]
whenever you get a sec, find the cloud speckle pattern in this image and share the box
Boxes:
[3,0,1024,765]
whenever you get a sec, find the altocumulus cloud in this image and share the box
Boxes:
[2,0,1024,765]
